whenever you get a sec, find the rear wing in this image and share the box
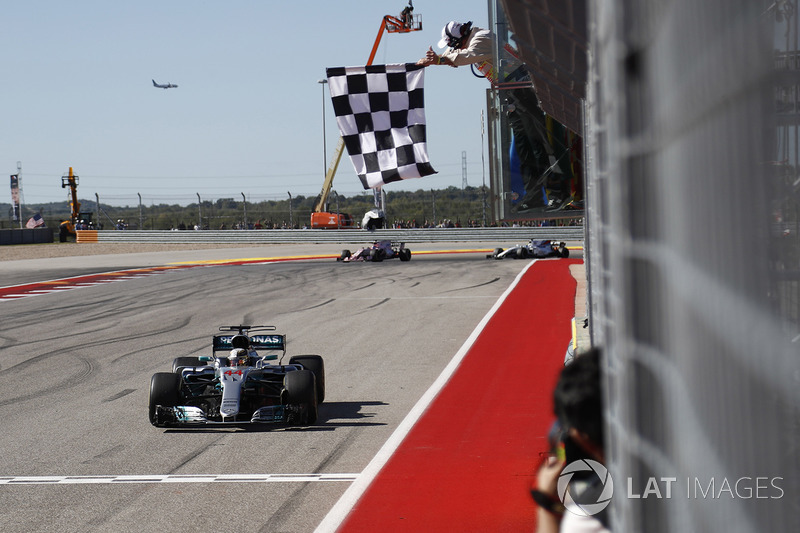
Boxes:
[213,334,286,354]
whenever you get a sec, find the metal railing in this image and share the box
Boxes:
[76,226,584,244]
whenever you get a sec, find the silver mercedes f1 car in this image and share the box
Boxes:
[149,325,325,428]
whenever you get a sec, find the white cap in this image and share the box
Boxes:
[437,21,463,49]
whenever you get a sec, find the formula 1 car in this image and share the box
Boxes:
[149,325,325,428]
[487,239,570,260]
[337,239,411,262]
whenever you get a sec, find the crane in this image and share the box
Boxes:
[310,1,423,229]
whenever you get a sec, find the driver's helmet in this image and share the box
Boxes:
[229,348,249,367]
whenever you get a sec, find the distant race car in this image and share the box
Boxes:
[487,239,570,260]
[337,239,412,262]
[149,325,325,428]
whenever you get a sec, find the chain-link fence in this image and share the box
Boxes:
[585,0,799,530]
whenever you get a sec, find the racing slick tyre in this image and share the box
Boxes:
[338,249,351,261]
[289,355,325,404]
[489,247,503,259]
[368,248,383,262]
[172,357,203,373]
[399,248,411,261]
[515,247,529,259]
[558,245,569,258]
[284,370,318,425]
[149,372,182,426]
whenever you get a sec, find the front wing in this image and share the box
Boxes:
[152,404,306,427]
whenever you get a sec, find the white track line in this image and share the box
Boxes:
[0,473,359,485]
[0,271,167,301]
[314,260,536,533]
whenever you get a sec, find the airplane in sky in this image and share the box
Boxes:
[152,79,178,89]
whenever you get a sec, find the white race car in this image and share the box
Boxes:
[487,239,570,260]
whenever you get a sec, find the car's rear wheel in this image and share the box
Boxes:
[284,370,318,424]
[172,357,202,373]
[149,372,182,426]
[289,355,325,403]
[559,246,569,258]
[399,248,411,261]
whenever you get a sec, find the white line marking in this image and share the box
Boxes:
[0,271,169,301]
[0,473,359,485]
[27,290,67,293]
[314,261,537,533]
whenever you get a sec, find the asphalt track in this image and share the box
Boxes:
[0,245,580,532]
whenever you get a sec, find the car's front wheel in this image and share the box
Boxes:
[149,372,181,426]
[289,355,325,404]
[284,370,318,425]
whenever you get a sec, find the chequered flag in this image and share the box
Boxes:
[326,63,436,189]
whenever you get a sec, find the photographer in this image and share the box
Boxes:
[532,348,610,532]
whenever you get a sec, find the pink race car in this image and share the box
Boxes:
[337,240,412,262]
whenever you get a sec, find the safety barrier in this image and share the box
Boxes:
[76,226,584,244]
[1,228,54,245]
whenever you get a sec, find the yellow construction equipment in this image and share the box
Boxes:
[59,167,96,241]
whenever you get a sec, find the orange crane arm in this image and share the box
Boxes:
[366,17,389,67]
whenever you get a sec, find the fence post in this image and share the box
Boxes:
[137,193,143,229]
[431,189,436,227]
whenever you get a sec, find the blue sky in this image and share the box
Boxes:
[4,1,492,207]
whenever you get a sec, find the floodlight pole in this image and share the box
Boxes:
[241,192,247,229]
[16,161,23,228]
[318,79,328,177]
[288,191,293,228]
[197,193,202,229]
[481,110,487,226]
